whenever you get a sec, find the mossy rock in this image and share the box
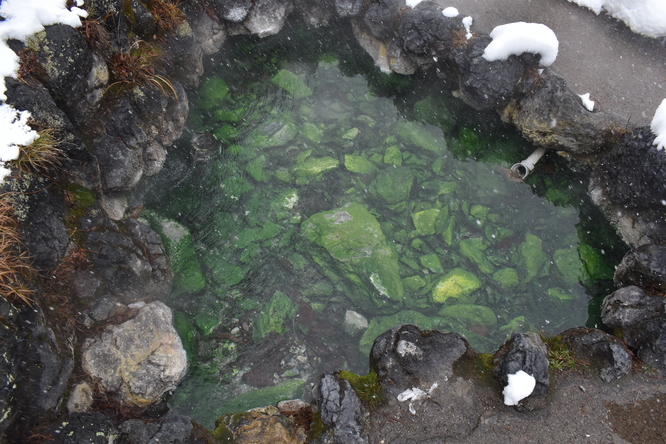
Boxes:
[301,122,322,143]
[195,313,220,335]
[547,287,577,307]
[439,304,498,329]
[517,233,549,282]
[403,275,426,291]
[293,156,339,179]
[173,311,197,363]
[492,268,520,290]
[246,155,269,182]
[344,154,378,174]
[232,223,281,250]
[459,237,494,275]
[198,76,229,110]
[253,291,296,340]
[394,120,447,155]
[213,124,241,143]
[144,211,206,296]
[578,243,614,283]
[370,166,414,205]
[301,202,404,312]
[553,247,582,286]
[271,69,312,99]
[412,95,456,132]
[419,254,443,274]
[383,145,403,165]
[214,379,306,417]
[412,208,440,236]
[431,268,482,303]
[245,119,298,149]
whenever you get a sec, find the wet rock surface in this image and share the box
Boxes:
[315,374,366,444]
[614,244,666,290]
[558,327,632,382]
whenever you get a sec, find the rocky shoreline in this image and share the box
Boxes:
[0,0,664,442]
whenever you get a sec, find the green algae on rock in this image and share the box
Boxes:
[345,154,378,175]
[302,202,404,312]
[271,69,312,99]
[293,156,339,180]
[431,268,482,303]
[198,76,229,110]
[394,120,447,155]
[459,237,494,275]
[492,267,520,290]
[370,166,414,205]
[553,247,582,286]
[253,291,296,340]
[439,304,498,329]
[517,233,549,282]
[412,208,440,236]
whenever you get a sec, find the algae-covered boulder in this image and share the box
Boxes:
[553,247,582,286]
[394,120,447,155]
[431,268,482,303]
[403,275,426,291]
[439,304,498,329]
[370,166,414,204]
[245,118,298,149]
[215,379,305,417]
[253,291,296,340]
[420,254,443,274]
[345,154,378,174]
[459,237,494,274]
[271,69,312,99]
[547,288,577,307]
[384,145,403,165]
[412,208,440,236]
[359,310,451,357]
[578,243,614,283]
[198,76,229,110]
[302,202,404,312]
[517,233,549,282]
[293,156,339,179]
[144,211,206,296]
[492,268,520,290]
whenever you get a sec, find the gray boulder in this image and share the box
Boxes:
[315,373,367,444]
[82,301,187,407]
[614,244,666,291]
[559,328,632,382]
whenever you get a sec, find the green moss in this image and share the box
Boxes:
[403,275,426,291]
[431,268,482,303]
[344,154,378,174]
[198,76,229,110]
[271,69,312,99]
[412,208,440,236]
[543,335,578,372]
[253,291,296,340]
[370,166,414,205]
[383,145,403,165]
[338,370,386,408]
[492,268,520,290]
[215,379,306,417]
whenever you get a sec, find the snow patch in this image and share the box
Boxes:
[568,0,666,38]
[442,7,459,18]
[462,16,473,40]
[483,22,559,67]
[0,104,39,182]
[406,0,424,8]
[651,98,666,150]
[579,93,595,111]
[502,370,536,406]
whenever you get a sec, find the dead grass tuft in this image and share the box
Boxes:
[108,40,178,98]
[146,0,186,34]
[0,194,36,305]
[13,127,63,176]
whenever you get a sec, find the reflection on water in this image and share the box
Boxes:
[143,23,625,427]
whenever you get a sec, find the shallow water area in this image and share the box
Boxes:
[142,22,625,428]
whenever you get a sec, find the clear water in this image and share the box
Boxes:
[142,22,626,427]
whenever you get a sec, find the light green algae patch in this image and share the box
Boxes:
[431,268,482,303]
[492,268,520,290]
[253,291,296,340]
[302,202,404,312]
[394,120,447,154]
[271,69,312,99]
[517,233,549,282]
[370,166,414,205]
[293,156,339,180]
[439,304,498,328]
[344,154,378,174]
[412,208,440,236]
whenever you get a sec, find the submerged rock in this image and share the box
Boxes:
[302,202,404,312]
[82,302,187,407]
[272,69,313,99]
[370,166,414,205]
[516,233,548,282]
[394,120,447,155]
[431,267,482,303]
[253,291,296,340]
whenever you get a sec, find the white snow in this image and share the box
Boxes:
[406,0,425,8]
[483,22,559,67]
[651,98,666,150]
[568,0,666,38]
[397,383,438,414]
[579,93,595,111]
[0,0,87,183]
[502,370,536,406]
[442,7,459,18]
[462,16,473,40]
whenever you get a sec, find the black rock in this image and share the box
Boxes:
[315,373,366,444]
[614,244,666,291]
[559,328,632,382]
[47,412,119,444]
[370,324,472,393]
[119,411,194,444]
[126,0,158,40]
[399,2,465,58]
[335,0,365,17]
[494,332,549,409]
[363,0,401,41]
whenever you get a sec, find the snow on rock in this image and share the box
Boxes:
[568,0,666,38]
[442,7,459,18]
[462,16,473,39]
[407,0,425,8]
[579,93,595,111]
[0,104,38,182]
[502,370,536,406]
[483,22,559,67]
[651,98,666,150]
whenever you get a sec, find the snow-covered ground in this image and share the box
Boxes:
[0,0,86,183]
[568,0,666,38]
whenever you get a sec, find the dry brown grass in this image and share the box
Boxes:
[13,127,63,176]
[0,194,36,305]
[146,0,186,34]
[108,40,178,98]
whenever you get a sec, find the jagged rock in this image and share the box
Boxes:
[559,328,632,382]
[315,373,366,444]
[601,286,666,370]
[614,244,666,291]
[244,0,294,38]
[119,411,195,444]
[213,0,253,23]
[505,74,623,154]
[81,301,187,407]
[363,0,401,41]
[370,324,473,392]
[335,0,365,17]
[185,1,228,56]
[46,412,120,444]
[294,0,335,27]
[84,210,172,304]
[126,0,157,40]
[399,2,465,58]
[494,332,549,410]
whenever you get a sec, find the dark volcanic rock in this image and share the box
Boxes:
[614,244,666,291]
[559,327,632,382]
[119,411,194,444]
[83,209,172,304]
[399,2,464,58]
[601,286,666,370]
[46,412,119,444]
[363,0,401,41]
[315,373,366,444]
[594,126,666,210]
[494,332,549,409]
[335,0,365,17]
[244,0,294,38]
[370,324,472,393]
[126,0,158,40]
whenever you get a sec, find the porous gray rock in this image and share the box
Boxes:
[213,0,254,23]
[494,332,549,410]
[84,210,172,304]
[82,301,187,407]
[370,324,472,392]
[335,0,365,17]
[399,2,465,59]
[559,328,632,382]
[244,0,294,38]
[67,381,94,413]
[602,286,666,371]
[614,244,666,291]
[315,373,366,444]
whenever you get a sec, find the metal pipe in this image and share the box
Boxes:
[510,147,547,179]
